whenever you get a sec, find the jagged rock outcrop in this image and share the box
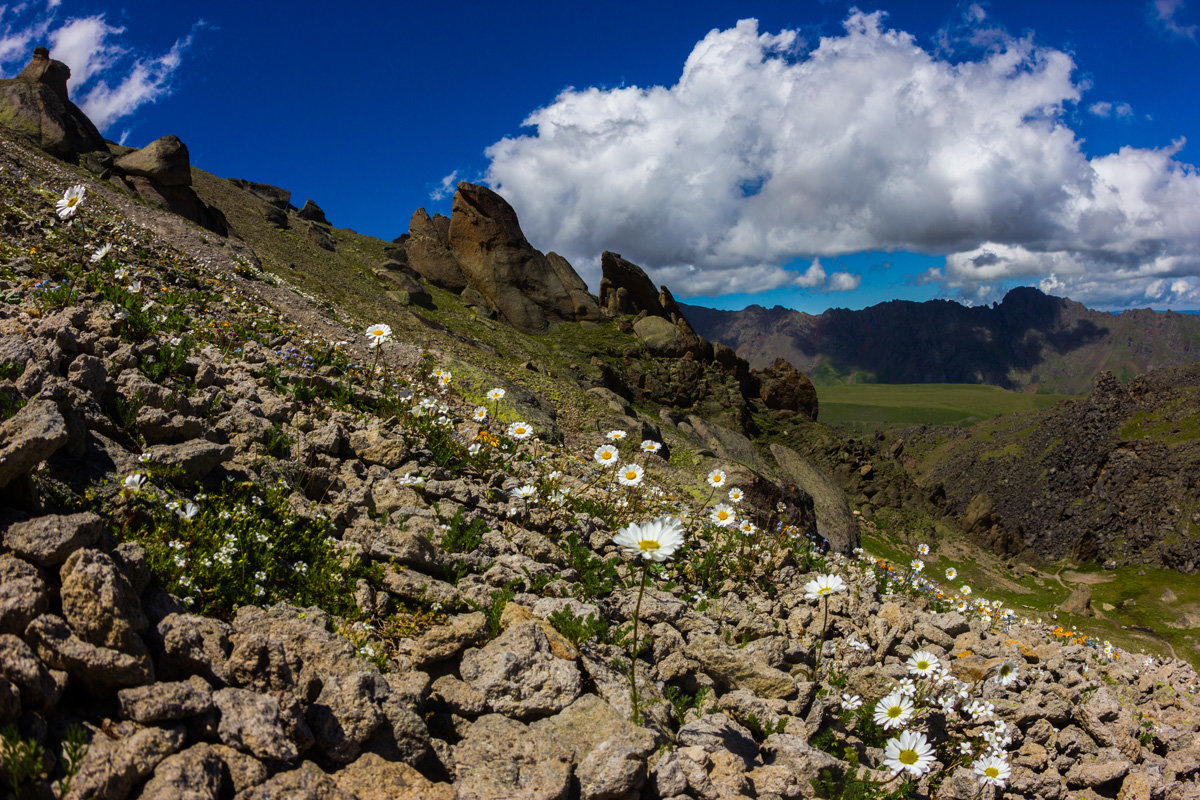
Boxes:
[447,182,601,333]
[0,47,106,161]
[402,183,601,333]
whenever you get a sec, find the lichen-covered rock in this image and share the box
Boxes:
[459,620,582,719]
[685,633,798,700]
[332,752,455,800]
[136,742,225,800]
[306,670,385,763]
[231,761,353,800]
[212,687,302,762]
[155,613,233,684]
[60,548,148,653]
[64,722,186,800]
[0,398,67,488]
[1,512,102,566]
[0,553,49,635]
[452,714,572,800]
[118,678,213,723]
[26,613,153,693]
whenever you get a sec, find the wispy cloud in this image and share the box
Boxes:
[484,12,1200,309]
[1151,0,1198,39]
[430,170,459,201]
[1088,100,1134,119]
[0,2,202,133]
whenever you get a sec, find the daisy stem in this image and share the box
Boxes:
[814,594,829,682]
[629,560,649,724]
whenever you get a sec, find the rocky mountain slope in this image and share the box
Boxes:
[1,46,1199,800]
[898,366,1200,571]
[683,288,1200,394]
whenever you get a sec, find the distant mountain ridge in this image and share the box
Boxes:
[682,287,1200,394]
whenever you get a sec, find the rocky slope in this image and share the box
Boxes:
[0,47,1199,800]
[899,366,1200,572]
[683,288,1200,394]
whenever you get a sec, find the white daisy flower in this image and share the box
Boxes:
[593,444,619,466]
[873,692,915,730]
[993,659,1020,686]
[883,730,936,777]
[640,440,661,453]
[123,473,147,493]
[473,406,488,421]
[366,323,392,348]
[90,242,112,263]
[728,487,744,503]
[706,469,726,488]
[606,429,627,441]
[803,573,847,600]
[973,754,1010,787]
[907,651,940,677]
[486,387,505,401]
[945,567,957,581]
[511,485,537,501]
[917,543,930,555]
[507,421,534,440]
[617,463,644,487]
[709,503,736,527]
[841,693,863,711]
[612,516,685,562]
[55,184,86,219]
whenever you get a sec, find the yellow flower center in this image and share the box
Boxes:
[625,471,638,480]
[818,586,832,595]
[638,540,660,552]
[67,197,79,207]
[917,661,929,670]
[899,749,918,765]
[984,767,999,778]
[887,707,902,719]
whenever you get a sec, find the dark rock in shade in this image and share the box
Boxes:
[376,266,431,307]
[114,135,192,186]
[0,554,49,635]
[307,222,336,251]
[448,182,600,333]
[136,743,226,800]
[25,613,154,694]
[155,613,234,684]
[769,443,860,554]
[118,679,214,724]
[258,202,288,229]
[64,721,187,800]
[1,511,102,567]
[230,761,353,800]
[757,357,819,421]
[599,251,665,318]
[0,634,57,709]
[229,179,291,209]
[405,208,468,291]
[297,198,328,224]
[120,174,230,237]
[0,47,106,160]
[0,398,68,488]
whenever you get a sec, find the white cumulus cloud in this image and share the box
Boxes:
[0,2,199,133]
[484,12,1200,308]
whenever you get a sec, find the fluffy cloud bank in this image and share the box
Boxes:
[484,12,1200,308]
[1,2,199,133]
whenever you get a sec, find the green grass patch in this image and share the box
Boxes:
[817,383,1077,429]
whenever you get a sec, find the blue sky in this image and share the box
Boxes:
[3,0,1200,313]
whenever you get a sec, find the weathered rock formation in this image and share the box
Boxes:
[111,135,229,236]
[0,47,106,161]
[403,183,600,333]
